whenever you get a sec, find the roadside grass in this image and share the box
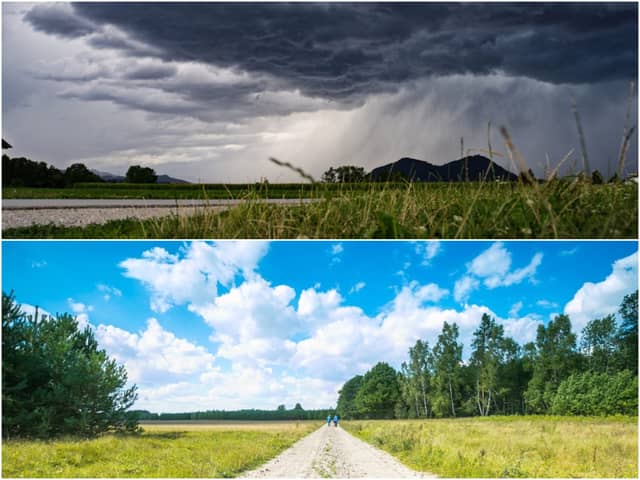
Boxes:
[2,421,317,478]
[3,180,637,238]
[343,416,638,478]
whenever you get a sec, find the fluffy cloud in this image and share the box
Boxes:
[454,243,543,302]
[67,297,93,329]
[119,241,268,312]
[193,277,298,344]
[96,318,215,386]
[564,251,638,333]
[454,275,480,303]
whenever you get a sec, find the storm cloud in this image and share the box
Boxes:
[4,2,638,181]
[25,2,637,100]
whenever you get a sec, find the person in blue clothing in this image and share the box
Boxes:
[333,414,339,427]
[327,414,332,427]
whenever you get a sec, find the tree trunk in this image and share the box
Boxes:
[449,379,456,417]
[420,377,428,418]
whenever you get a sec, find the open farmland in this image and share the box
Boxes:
[2,421,318,478]
[343,416,638,478]
[3,180,637,238]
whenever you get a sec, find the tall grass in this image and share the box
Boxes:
[4,180,637,238]
[2,421,318,478]
[343,416,637,478]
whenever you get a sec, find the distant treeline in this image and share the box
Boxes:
[2,155,103,187]
[132,404,334,422]
[337,291,638,420]
[2,155,157,187]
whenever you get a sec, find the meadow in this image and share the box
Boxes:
[343,416,638,478]
[3,180,637,239]
[2,420,318,478]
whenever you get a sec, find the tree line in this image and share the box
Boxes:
[132,403,333,422]
[2,155,157,187]
[337,291,637,419]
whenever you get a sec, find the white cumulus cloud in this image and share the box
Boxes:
[564,251,638,333]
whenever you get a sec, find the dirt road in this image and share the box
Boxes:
[244,426,432,478]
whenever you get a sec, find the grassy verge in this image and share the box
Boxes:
[2,421,318,477]
[4,181,637,238]
[343,416,638,478]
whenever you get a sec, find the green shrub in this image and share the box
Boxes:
[551,371,638,416]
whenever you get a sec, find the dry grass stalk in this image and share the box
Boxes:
[571,97,591,176]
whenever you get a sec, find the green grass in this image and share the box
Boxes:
[4,180,637,238]
[2,182,390,199]
[343,416,638,478]
[2,421,318,478]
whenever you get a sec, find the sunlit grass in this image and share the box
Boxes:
[2,421,319,478]
[343,416,638,478]
[3,180,637,238]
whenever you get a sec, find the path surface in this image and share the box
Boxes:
[2,198,312,229]
[244,426,432,478]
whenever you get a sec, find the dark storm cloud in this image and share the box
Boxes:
[24,3,95,38]
[24,2,638,102]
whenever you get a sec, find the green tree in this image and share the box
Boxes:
[524,314,578,413]
[400,339,433,418]
[2,292,138,439]
[355,363,400,418]
[617,290,638,374]
[494,338,529,415]
[432,322,463,417]
[322,167,337,183]
[580,315,618,373]
[470,313,511,416]
[64,163,103,185]
[322,165,366,183]
[126,165,157,183]
[336,375,363,419]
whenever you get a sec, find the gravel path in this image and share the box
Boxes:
[2,206,212,229]
[244,426,433,478]
[2,198,314,230]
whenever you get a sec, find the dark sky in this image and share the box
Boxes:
[3,2,638,181]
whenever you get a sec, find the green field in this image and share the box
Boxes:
[3,180,637,239]
[343,416,638,478]
[2,421,318,478]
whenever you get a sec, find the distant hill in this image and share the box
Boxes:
[91,169,125,182]
[91,169,190,184]
[156,174,190,184]
[369,155,518,182]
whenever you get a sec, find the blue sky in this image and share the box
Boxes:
[3,240,637,412]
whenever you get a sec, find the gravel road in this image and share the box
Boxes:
[2,198,313,230]
[2,206,210,229]
[244,426,432,478]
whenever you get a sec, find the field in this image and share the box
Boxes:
[343,416,638,478]
[1,420,318,478]
[3,180,637,238]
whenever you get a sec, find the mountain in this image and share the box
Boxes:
[369,155,518,182]
[91,169,125,182]
[91,169,190,184]
[156,174,190,184]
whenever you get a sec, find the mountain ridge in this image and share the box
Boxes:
[369,155,518,182]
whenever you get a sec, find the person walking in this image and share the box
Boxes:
[327,414,332,427]
[333,414,339,427]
